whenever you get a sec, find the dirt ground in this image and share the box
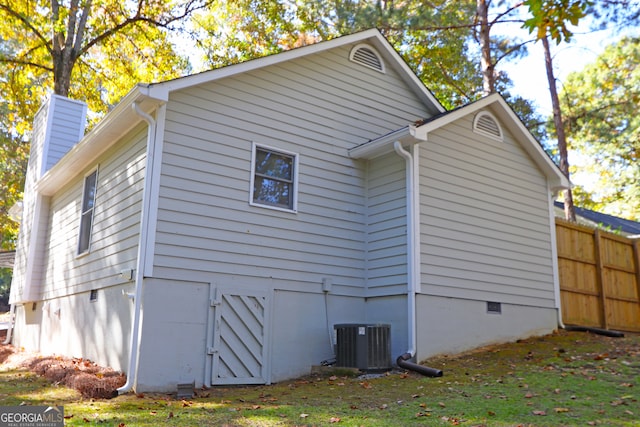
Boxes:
[0,330,126,399]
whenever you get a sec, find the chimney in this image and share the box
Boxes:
[10,94,87,304]
[31,94,87,178]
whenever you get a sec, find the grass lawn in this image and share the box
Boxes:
[1,329,638,426]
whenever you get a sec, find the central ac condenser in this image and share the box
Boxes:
[334,324,391,371]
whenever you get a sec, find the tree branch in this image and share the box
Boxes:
[0,2,52,55]
[79,0,213,56]
[0,56,54,72]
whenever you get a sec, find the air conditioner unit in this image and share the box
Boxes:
[334,324,391,371]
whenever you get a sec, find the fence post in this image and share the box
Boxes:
[593,229,608,329]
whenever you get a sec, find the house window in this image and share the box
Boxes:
[78,169,98,255]
[250,144,298,212]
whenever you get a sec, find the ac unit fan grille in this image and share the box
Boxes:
[334,324,391,371]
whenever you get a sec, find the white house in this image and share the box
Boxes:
[9,29,570,393]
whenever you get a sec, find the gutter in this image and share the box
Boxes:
[117,102,158,394]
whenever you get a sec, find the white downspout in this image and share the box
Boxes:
[547,187,565,329]
[393,141,418,358]
[117,102,157,394]
[2,304,15,344]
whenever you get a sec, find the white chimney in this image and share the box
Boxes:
[10,94,87,304]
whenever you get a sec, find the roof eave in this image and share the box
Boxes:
[144,29,444,115]
[35,85,164,196]
[349,126,428,159]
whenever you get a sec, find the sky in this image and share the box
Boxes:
[497,20,639,117]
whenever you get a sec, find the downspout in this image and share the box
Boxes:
[392,142,442,377]
[547,187,565,330]
[117,102,157,394]
[393,142,418,358]
[2,304,15,344]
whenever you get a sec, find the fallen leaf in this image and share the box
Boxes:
[64,415,74,419]
[329,375,338,381]
[360,381,372,389]
[149,411,157,415]
[532,410,546,416]
[554,407,570,413]
[252,405,261,410]
[167,412,174,419]
[624,410,634,415]
[487,411,496,416]
[438,402,446,408]
[524,392,534,399]
[300,413,309,418]
[329,417,341,423]
[379,404,388,410]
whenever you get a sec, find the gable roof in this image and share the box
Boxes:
[554,201,640,237]
[143,29,445,115]
[36,29,444,196]
[349,93,571,192]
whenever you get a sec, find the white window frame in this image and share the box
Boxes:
[249,142,298,213]
[77,167,98,255]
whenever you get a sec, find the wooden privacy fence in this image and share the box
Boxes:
[556,219,640,332]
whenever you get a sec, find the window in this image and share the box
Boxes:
[78,169,98,254]
[89,289,98,302]
[250,144,298,212]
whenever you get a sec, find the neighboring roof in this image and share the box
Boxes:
[554,201,640,237]
[350,93,571,192]
[36,29,444,196]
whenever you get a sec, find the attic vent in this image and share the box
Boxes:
[349,44,385,73]
[473,111,503,141]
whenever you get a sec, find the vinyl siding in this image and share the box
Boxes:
[152,44,432,295]
[43,97,86,172]
[365,154,408,296]
[39,126,147,299]
[419,112,555,307]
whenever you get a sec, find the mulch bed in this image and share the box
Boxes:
[0,330,126,399]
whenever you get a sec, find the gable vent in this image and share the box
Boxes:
[473,111,503,141]
[349,44,385,73]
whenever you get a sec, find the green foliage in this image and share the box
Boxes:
[561,37,640,220]
[0,267,11,307]
[522,0,592,44]
[0,0,203,250]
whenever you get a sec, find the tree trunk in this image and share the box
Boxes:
[542,35,576,222]
[477,0,495,95]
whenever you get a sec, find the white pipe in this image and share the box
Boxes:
[2,304,15,344]
[548,188,565,329]
[117,102,156,394]
[393,141,418,358]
